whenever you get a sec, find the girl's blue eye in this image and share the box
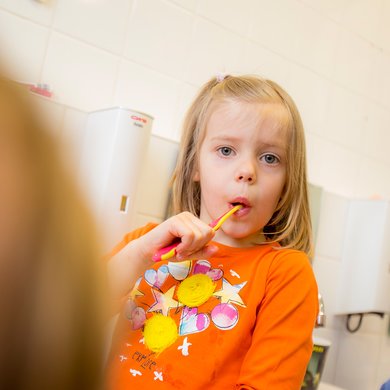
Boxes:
[219,147,233,156]
[261,154,279,164]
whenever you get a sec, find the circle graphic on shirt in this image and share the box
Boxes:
[211,303,239,330]
[143,314,178,354]
[123,298,136,320]
[177,274,216,307]
[130,307,146,330]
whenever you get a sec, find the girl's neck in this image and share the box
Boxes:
[213,229,266,248]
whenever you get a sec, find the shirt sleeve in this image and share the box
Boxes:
[104,222,158,260]
[105,222,158,313]
[237,250,318,390]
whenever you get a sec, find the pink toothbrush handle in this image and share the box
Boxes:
[152,241,179,262]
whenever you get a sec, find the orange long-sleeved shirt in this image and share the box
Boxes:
[105,223,318,389]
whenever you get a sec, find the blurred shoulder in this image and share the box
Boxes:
[105,222,158,259]
[122,222,159,243]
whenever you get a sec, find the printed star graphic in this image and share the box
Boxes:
[148,285,182,316]
[213,278,247,307]
[130,276,144,299]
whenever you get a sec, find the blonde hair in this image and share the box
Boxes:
[171,75,313,257]
[0,75,106,389]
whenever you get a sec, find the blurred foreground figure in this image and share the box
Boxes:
[0,73,106,390]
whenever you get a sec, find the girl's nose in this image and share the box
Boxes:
[235,162,256,183]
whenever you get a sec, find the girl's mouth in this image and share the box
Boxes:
[229,198,251,216]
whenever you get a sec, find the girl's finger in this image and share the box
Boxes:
[147,212,215,261]
[173,213,203,252]
[177,227,214,257]
[174,244,219,262]
[175,215,214,257]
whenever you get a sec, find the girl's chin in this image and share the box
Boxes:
[217,229,264,246]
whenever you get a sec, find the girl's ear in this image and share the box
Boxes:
[193,159,200,181]
[193,170,200,182]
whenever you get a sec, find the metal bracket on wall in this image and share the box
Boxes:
[346,312,385,333]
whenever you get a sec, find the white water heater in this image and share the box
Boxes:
[335,199,390,315]
[79,107,153,251]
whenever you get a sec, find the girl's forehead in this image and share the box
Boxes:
[204,100,291,141]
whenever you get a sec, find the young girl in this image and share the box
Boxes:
[105,74,318,389]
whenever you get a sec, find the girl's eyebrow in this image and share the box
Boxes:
[209,135,286,150]
[261,141,287,150]
[209,135,240,143]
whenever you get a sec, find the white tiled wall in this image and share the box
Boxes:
[0,9,49,81]
[124,0,193,79]
[42,32,119,111]
[113,59,181,138]
[1,1,390,388]
[53,0,131,54]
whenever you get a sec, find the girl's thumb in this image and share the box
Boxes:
[175,244,218,261]
[202,244,219,258]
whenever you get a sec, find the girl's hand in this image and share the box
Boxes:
[108,212,218,299]
[135,212,218,262]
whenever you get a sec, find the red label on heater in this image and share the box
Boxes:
[131,115,147,124]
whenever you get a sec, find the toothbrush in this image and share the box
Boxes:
[152,204,243,262]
